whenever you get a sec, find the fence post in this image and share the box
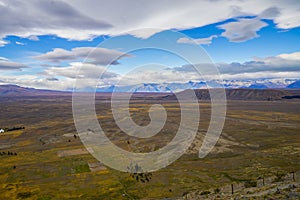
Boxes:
[291,171,295,182]
[231,184,234,194]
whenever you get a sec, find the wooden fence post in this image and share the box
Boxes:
[292,171,295,182]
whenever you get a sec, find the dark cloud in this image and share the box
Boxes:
[46,77,59,81]
[35,48,75,63]
[260,7,280,19]
[35,0,112,29]
[218,18,268,42]
[0,59,27,70]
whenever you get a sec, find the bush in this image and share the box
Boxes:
[273,172,285,182]
[200,190,211,195]
[244,180,257,188]
[214,188,221,193]
[74,164,90,173]
[17,192,33,199]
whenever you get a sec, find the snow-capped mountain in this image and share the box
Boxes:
[96,79,300,93]
[247,84,268,89]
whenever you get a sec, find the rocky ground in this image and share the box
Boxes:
[176,172,300,200]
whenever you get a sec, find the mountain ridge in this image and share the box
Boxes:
[0,85,70,96]
[96,79,300,92]
[1,84,300,101]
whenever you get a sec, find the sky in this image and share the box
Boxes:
[0,0,300,90]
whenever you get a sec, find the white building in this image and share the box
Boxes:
[0,129,4,133]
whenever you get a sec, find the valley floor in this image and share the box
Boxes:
[0,96,300,199]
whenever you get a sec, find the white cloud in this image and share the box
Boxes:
[219,71,300,80]
[177,35,217,45]
[28,35,39,41]
[0,57,8,61]
[15,41,25,45]
[268,1,300,29]
[0,39,8,47]
[0,74,75,90]
[44,62,118,79]
[0,0,299,42]
[34,47,132,65]
[218,18,268,42]
[172,51,300,79]
[116,69,200,86]
[276,52,300,61]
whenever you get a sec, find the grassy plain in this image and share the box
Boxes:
[0,95,300,199]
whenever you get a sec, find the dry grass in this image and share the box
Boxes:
[0,96,299,199]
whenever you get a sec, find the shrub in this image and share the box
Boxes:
[17,192,33,199]
[200,190,211,195]
[214,188,221,193]
[273,172,285,182]
[74,164,90,173]
[244,180,257,188]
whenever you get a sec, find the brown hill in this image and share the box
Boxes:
[1,85,300,101]
[0,85,69,96]
[162,88,300,101]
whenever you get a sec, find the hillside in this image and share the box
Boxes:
[162,88,300,101]
[0,85,69,96]
[1,85,300,101]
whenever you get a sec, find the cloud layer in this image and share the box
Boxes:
[0,0,112,41]
[1,51,299,90]
[0,0,299,41]
[171,51,300,80]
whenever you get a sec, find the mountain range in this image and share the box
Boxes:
[0,80,299,97]
[1,83,300,101]
[96,79,300,93]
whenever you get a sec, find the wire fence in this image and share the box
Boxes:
[180,170,300,199]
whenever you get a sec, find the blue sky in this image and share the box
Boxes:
[2,19,299,63]
[0,0,299,90]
